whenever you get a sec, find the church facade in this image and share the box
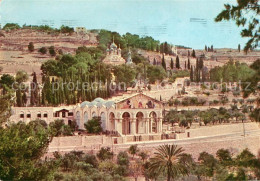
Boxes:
[102,40,128,65]
[10,93,164,136]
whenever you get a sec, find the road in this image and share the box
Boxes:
[112,129,260,150]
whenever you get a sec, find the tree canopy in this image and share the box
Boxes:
[215,0,260,51]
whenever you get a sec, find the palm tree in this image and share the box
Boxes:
[148,144,191,181]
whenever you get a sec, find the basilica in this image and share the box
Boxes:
[10,93,164,138]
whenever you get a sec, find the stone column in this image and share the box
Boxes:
[145,120,149,134]
[158,118,162,133]
[116,119,122,135]
[131,112,136,135]
[131,120,136,135]
[143,112,148,134]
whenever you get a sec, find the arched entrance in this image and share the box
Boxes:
[149,112,157,133]
[109,112,115,130]
[84,112,88,124]
[122,112,131,135]
[92,112,96,118]
[100,112,106,131]
[136,112,144,134]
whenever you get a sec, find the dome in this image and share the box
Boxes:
[80,101,90,108]
[94,97,105,102]
[110,42,117,49]
[80,98,115,108]
[105,101,115,108]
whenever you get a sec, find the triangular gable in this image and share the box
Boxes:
[116,93,163,109]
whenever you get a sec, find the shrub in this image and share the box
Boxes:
[84,117,102,134]
[49,119,74,136]
[38,47,47,54]
[49,46,56,56]
[28,42,34,52]
[97,147,113,161]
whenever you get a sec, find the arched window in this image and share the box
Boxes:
[84,112,88,124]
[122,112,131,135]
[100,112,106,130]
[92,112,96,118]
[149,112,157,133]
[136,112,144,134]
[109,112,115,130]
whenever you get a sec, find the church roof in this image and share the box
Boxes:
[80,98,115,108]
[110,42,117,49]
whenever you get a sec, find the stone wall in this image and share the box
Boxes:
[48,135,123,152]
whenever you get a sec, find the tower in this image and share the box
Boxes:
[126,48,133,65]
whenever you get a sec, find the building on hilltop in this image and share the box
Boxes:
[103,38,126,65]
[126,48,133,65]
[75,27,87,35]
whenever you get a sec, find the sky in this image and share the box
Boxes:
[0,0,248,49]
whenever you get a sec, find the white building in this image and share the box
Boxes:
[10,93,164,137]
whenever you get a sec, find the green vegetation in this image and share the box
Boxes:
[49,119,75,136]
[0,74,15,95]
[28,42,34,52]
[166,104,255,127]
[40,46,169,105]
[3,23,75,35]
[98,30,160,51]
[169,70,189,82]
[84,117,103,134]
[215,0,259,51]
[210,60,255,82]
[48,46,56,56]
[128,145,139,159]
[0,120,53,180]
[60,25,74,34]
[148,144,191,181]
[97,147,114,161]
[39,47,48,54]
[2,23,21,30]
[15,70,29,107]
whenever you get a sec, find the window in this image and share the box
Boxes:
[68,112,73,116]
[20,114,24,118]
[62,112,66,118]
[27,114,31,118]
[37,114,41,118]
[43,113,48,118]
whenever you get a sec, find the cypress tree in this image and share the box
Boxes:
[190,66,194,82]
[170,58,174,69]
[22,92,27,106]
[164,42,168,54]
[238,44,240,52]
[161,55,166,70]
[188,50,190,57]
[188,58,191,69]
[153,58,157,65]
[16,89,22,107]
[205,45,207,51]
[30,72,38,106]
[176,56,180,69]
[199,58,204,69]
[192,49,196,58]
